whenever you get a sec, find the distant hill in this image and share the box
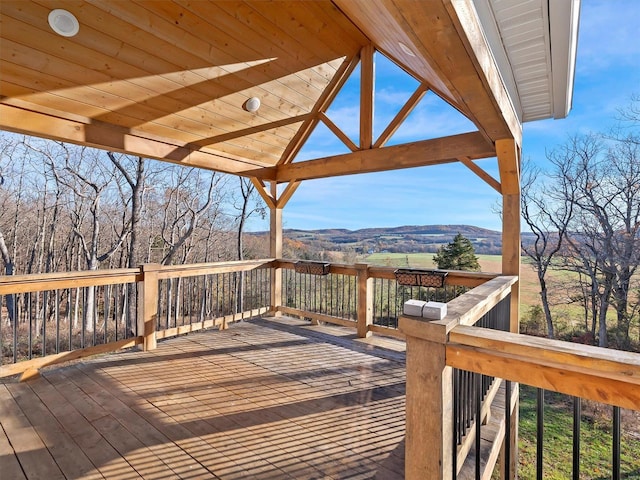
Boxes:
[249,225,534,255]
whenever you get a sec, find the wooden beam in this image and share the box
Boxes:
[190,114,312,147]
[459,156,502,193]
[270,182,283,315]
[374,83,429,148]
[334,0,522,145]
[319,112,358,152]
[250,131,495,182]
[497,138,520,333]
[279,54,361,165]
[448,325,640,410]
[276,180,301,209]
[0,103,268,175]
[496,138,520,195]
[360,44,375,149]
[250,178,276,210]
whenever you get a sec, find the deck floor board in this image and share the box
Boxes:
[1,318,407,479]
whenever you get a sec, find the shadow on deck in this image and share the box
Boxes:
[1,317,407,479]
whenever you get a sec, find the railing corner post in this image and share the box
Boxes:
[355,263,373,338]
[139,263,161,351]
[400,315,454,480]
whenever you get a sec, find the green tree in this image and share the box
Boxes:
[433,233,480,271]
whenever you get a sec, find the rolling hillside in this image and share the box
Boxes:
[249,225,535,255]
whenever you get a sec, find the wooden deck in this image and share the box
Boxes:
[0,317,406,479]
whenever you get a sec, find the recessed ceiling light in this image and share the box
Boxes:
[398,42,416,57]
[48,9,79,37]
[244,97,261,113]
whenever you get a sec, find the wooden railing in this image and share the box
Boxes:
[276,259,497,338]
[2,259,638,477]
[400,275,640,479]
[0,259,273,380]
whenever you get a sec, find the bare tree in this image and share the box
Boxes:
[553,133,640,347]
[520,159,574,338]
[232,177,266,313]
[160,168,221,265]
[43,143,129,333]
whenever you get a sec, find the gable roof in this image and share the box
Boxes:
[0,1,580,179]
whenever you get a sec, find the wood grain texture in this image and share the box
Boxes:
[0,320,407,479]
[448,325,640,410]
[1,0,525,178]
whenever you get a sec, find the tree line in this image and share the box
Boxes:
[522,97,640,349]
[0,134,270,333]
[0,134,267,278]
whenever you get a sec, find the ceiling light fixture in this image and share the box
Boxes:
[48,9,79,37]
[244,97,261,113]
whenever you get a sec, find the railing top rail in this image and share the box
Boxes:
[448,324,640,410]
[399,276,517,343]
[0,268,141,294]
[156,258,275,280]
[276,258,499,286]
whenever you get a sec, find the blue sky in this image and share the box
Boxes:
[251,0,640,233]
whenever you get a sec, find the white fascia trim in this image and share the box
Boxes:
[550,0,581,119]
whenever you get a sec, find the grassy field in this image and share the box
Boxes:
[518,386,640,479]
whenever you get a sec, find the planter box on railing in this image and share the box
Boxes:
[294,261,330,275]
[395,268,448,287]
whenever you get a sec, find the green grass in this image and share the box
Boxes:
[364,252,502,270]
[518,386,640,479]
[365,252,436,268]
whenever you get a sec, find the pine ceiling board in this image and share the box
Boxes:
[1,5,313,155]
[3,2,356,167]
[1,56,297,155]
[331,0,461,105]
[241,0,369,59]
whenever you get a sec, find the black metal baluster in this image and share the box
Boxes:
[13,292,18,363]
[453,368,459,476]
[537,388,544,480]
[475,372,481,480]
[613,406,621,480]
[505,380,512,480]
[68,288,73,351]
[28,292,33,359]
[573,396,580,480]
[42,290,48,356]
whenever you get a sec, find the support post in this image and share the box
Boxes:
[400,315,454,480]
[497,137,521,479]
[270,182,283,316]
[355,263,373,338]
[139,263,160,351]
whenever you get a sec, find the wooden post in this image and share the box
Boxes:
[355,263,373,338]
[400,315,454,480]
[139,263,160,351]
[360,44,375,150]
[270,182,283,316]
[497,137,521,480]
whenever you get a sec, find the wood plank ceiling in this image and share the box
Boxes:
[0,1,520,182]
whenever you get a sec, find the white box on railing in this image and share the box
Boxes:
[403,299,426,317]
[422,301,447,320]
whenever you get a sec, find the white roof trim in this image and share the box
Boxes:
[550,0,581,119]
[473,0,580,123]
